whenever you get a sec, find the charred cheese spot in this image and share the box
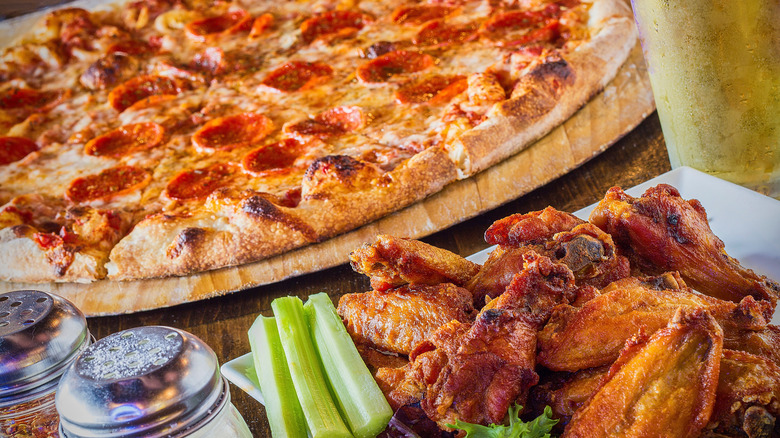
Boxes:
[304,155,365,182]
[513,55,575,99]
[166,227,206,259]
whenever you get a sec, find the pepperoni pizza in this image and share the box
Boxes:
[0,0,636,282]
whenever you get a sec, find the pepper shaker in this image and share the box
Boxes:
[0,290,91,438]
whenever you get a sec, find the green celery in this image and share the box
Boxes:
[247,315,307,438]
[304,293,393,438]
[272,296,352,438]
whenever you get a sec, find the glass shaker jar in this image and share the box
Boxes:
[0,290,91,438]
[56,326,252,438]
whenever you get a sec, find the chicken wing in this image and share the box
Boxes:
[337,283,475,355]
[467,222,630,307]
[527,366,609,432]
[532,349,780,438]
[538,273,772,372]
[589,184,780,306]
[349,235,481,292]
[708,349,780,437]
[563,308,723,438]
[484,206,584,246]
[723,324,780,366]
[401,253,578,428]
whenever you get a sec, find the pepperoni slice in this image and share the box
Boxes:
[66,165,151,203]
[260,61,333,92]
[107,39,154,56]
[317,106,366,131]
[413,20,478,47]
[395,75,467,105]
[285,106,366,140]
[84,122,165,158]
[241,139,305,176]
[391,5,454,25]
[0,137,39,166]
[185,9,252,42]
[0,88,65,111]
[166,162,237,200]
[108,75,182,112]
[479,7,562,46]
[502,20,561,47]
[301,10,372,44]
[356,50,435,83]
[192,113,274,152]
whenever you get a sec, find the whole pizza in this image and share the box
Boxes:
[0,0,636,283]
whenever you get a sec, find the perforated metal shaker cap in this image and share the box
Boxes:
[0,290,90,403]
[56,326,229,438]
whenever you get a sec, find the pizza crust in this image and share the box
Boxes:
[107,145,460,279]
[0,227,104,283]
[449,0,637,177]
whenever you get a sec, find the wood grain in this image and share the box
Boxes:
[0,42,654,315]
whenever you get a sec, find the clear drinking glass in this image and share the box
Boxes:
[631,0,780,198]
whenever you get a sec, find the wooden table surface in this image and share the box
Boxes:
[1,1,671,435]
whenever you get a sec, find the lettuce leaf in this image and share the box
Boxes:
[446,405,558,438]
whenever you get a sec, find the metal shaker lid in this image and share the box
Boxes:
[0,290,90,402]
[56,326,228,438]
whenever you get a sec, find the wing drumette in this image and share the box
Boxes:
[349,234,480,292]
[468,209,630,306]
[563,308,723,438]
[589,184,780,306]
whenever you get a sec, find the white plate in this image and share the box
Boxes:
[222,166,780,404]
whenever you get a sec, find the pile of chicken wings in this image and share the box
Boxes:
[337,184,780,438]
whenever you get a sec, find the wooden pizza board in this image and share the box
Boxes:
[0,41,655,315]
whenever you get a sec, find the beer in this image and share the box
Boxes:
[631,0,780,198]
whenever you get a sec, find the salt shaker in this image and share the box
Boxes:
[56,326,252,438]
[0,290,91,438]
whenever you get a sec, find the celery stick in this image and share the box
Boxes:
[272,296,352,438]
[304,293,393,438]
[247,315,307,438]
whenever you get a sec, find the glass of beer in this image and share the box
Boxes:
[631,0,780,198]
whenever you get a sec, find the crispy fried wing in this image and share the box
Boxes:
[723,325,780,366]
[538,273,772,372]
[589,184,780,306]
[708,349,780,437]
[349,235,481,292]
[484,206,584,246]
[563,308,724,438]
[527,366,609,432]
[337,283,475,355]
[404,253,578,427]
[380,320,469,411]
[532,349,780,437]
[467,222,630,307]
